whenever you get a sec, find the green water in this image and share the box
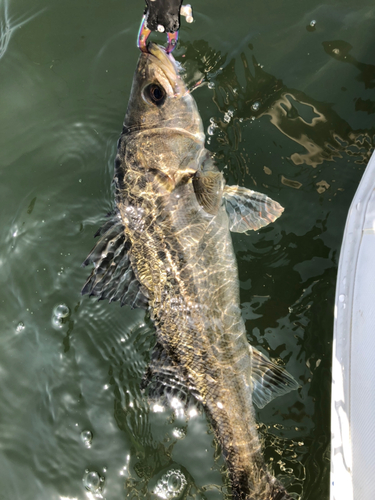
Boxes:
[1,0,374,498]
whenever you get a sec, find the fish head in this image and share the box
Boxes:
[124,43,204,141]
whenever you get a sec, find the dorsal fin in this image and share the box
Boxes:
[82,211,149,309]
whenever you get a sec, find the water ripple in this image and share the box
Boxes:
[0,0,45,60]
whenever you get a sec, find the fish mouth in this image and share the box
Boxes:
[144,43,185,97]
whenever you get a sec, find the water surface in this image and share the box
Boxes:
[1,0,374,499]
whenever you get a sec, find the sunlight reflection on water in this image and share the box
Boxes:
[1,0,374,499]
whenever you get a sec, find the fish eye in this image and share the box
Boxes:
[143,83,166,106]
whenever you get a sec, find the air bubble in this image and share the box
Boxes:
[82,470,102,493]
[208,81,215,89]
[310,20,316,27]
[80,430,93,447]
[154,469,187,499]
[52,304,70,328]
[54,304,70,319]
[207,121,218,136]
[251,102,260,111]
[15,322,25,334]
[168,473,182,492]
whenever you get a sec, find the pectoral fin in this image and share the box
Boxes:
[192,170,224,216]
[81,211,149,309]
[223,185,284,233]
[248,346,299,409]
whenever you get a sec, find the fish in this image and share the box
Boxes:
[82,43,298,500]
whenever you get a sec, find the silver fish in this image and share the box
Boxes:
[82,43,298,500]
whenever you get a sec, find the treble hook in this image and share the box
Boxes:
[137,15,179,54]
[137,4,193,54]
[137,15,152,53]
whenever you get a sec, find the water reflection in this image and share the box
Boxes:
[323,39,375,116]
[322,40,375,90]
[182,40,374,177]
[0,0,45,60]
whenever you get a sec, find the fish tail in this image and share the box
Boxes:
[230,473,293,500]
[270,480,294,500]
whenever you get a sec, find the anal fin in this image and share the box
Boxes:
[141,342,200,410]
[248,346,299,409]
